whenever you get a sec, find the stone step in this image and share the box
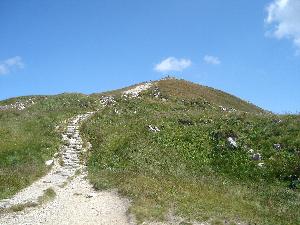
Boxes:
[64,148,77,152]
[64,157,79,161]
[63,160,79,165]
[63,155,78,159]
[63,152,77,156]
[63,157,79,162]
[67,140,83,145]
[64,162,79,167]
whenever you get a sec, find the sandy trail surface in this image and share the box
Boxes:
[0,113,133,225]
[0,84,172,225]
[0,173,132,225]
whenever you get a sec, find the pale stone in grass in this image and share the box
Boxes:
[227,137,237,148]
[45,160,54,166]
[148,125,160,132]
[258,162,265,168]
[273,143,281,151]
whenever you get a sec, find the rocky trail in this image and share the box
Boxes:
[0,112,133,225]
[0,83,163,225]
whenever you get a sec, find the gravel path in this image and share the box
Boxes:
[0,84,160,225]
[0,174,133,225]
[123,82,153,98]
[0,112,134,225]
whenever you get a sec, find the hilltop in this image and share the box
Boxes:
[0,78,300,225]
[93,78,264,114]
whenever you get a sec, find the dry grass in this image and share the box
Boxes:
[156,79,264,113]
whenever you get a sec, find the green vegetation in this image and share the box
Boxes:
[0,93,99,199]
[0,188,57,214]
[81,79,300,224]
[38,188,56,204]
[4,202,38,213]
[1,78,300,224]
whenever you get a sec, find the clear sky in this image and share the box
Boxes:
[0,0,299,113]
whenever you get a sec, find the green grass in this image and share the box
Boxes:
[0,188,57,214]
[82,90,300,224]
[4,202,38,213]
[1,78,300,224]
[0,93,99,199]
[38,188,56,204]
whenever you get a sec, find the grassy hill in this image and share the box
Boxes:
[92,78,264,114]
[1,78,300,224]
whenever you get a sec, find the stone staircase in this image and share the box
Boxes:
[0,112,94,209]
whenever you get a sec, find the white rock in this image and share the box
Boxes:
[227,137,237,148]
[86,142,92,149]
[219,106,227,111]
[100,96,116,106]
[45,160,54,166]
[273,143,281,151]
[148,125,160,132]
[258,162,265,167]
[0,98,36,111]
[248,149,254,154]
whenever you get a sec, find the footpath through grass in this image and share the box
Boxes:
[0,94,99,199]
[82,92,300,225]
[1,79,300,224]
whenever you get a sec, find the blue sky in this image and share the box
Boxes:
[0,0,299,113]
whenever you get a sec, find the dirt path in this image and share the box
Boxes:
[0,174,132,225]
[0,83,158,225]
[0,112,134,225]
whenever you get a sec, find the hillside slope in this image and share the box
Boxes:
[1,78,299,225]
[0,93,100,199]
[93,78,264,114]
[82,79,300,224]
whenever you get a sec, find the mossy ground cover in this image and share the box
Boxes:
[82,91,300,224]
[0,94,99,199]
